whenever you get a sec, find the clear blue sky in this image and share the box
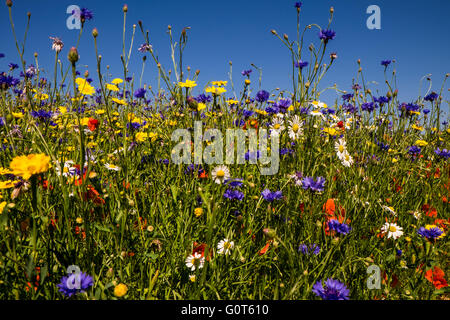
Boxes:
[1,0,449,110]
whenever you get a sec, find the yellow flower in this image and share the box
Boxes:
[0,167,13,175]
[227,99,239,106]
[0,180,18,189]
[12,112,24,119]
[111,78,123,85]
[211,80,227,87]
[113,283,128,297]
[194,207,203,217]
[59,106,68,114]
[106,83,120,92]
[205,86,226,95]
[75,217,83,224]
[415,140,428,147]
[322,127,337,136]
[0,201,6,214]
[409,111,420,115]
[9,153,51,180]
[254,109,268,116]
[112,98,127,105]
[244,79,251,85]
[135,132,148,142]
[33,92,49,100]
[411,124,423,131]
[76,78,95,96]
[95,109,106,115]
[197,103,206,111]
[149,132,158,142]
[178,79,197,88]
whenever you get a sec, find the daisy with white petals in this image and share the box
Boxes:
[211,165,230,184]
[381,222,403,240]
[217,238,234,255]
[288,115,303,140]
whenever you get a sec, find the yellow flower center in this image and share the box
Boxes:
[216,170,225,177]
[292,124,299,132]
[339,145,344,153]
[274,124,281,130]
[389,226,397,233]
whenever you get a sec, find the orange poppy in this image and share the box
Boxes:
[425,266,448,289]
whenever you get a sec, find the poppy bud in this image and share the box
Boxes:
[84,70,89,78]
[271,29,277,35]
[283,34,289,41]
[263,228,276,239]
[123,4,128,12]
[92,28,98,38]
[6,0,12,7]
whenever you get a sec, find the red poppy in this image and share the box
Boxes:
[421,204,437,218]
[258,240,272,256]
[425,266,448,289]
[87,118,100,131]
[192,242,212,261]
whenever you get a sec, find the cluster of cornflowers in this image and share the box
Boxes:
[223,179,245,201]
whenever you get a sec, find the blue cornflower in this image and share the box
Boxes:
[361,102,376,112]
[223,189,245,201]
[9,63,19,70]
[312,278,350,300]
[274,98,292,113]
[328,219,351,235]
[134,88,146,98]
[261,189,283,202]
[31,110,53,120]
[408,145,421,155]
[434,148,450,160]
[138,43,152,53]
[194,93,212,103]
[295,60,308,69]
[423,109,430,115]
[242,109,255,118]
[294,2,302,9]
[417,226,444,241]
[0,53,4,58]
[424,92,438,102]
[302,176,326,192]
[79,8,93,21]
[299,243,320,255]
[57,272,93,297]
[225,178,244,189]
[342,93,353,101]
[255,90,270,103]
[398,102,420,113]
[299,107,309,114]
[318,29,336,42]
[241,69,252,77]
[280,148,294,156]
[381,60,392,67]
[343,103,356,113]
[352,84,361,91]
[374,96,391,104]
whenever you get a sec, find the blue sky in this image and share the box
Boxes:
[1,0,449,110]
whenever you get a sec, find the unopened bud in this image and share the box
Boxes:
[271,29,277,35]
[195,69,200,75]
[84,70,89,78]
[6,0,12,7]
[68,47,79,64]
[34,52,38,58]
[283,34,289,41]
[92,28,98,38]
[123,4,128,12]
[330,7,334,13]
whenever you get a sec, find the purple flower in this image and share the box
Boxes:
[255,90,270,103]
[134,88,146,99]
[8,63,18,70]
[342,93,353,101]
[0,53,4,58]
[424,92,438,102]
[223,189,244,201]
[261,189,283,202]
[295,60,308,69]
[352,84,361,91]
[302,176,325,192]
[274,98,292,113]
[312,278,349,300]
[423,109,430,115]
[241,69,252,77]
[299,243,320,255]
[138,43,152,53]
[408,145,421,155]
[328,219,351,235]
[57,272,93,297]
[225,178,244,189]
[294,2,302,9]
[417,226,444,241]
[361,102,376,112]
[374,96,391,104]
[194,93,212,103]
[318,29,336,42]
[381,60,391,67]
[435,148,450,160]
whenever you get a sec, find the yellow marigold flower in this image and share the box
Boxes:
[0,180,18,189]
[33,92,49,100]
[59,106,68,114]
[178,79,197,88]
[411,124,423,131]
[244,79,251,85]
[9,153,51,180]
[194,207,203,217]
[197,103,206,111]
[287,105,294,111]
[76,217,83,224]
[205,86,226,95]
[81,117,91,126]
[415,140,428,147]
[112,98,127,105]
[66,146,75,152]
[149,132,158,142]
[392,158,398,163]
[12,112,24,119]
[113,283,128,297]
[227,99,239,105]
[95,109,106,115]
[111,78,123,85]
[254,109,268,116]
[135,132,148,142]
[409,111,420,115]
[0,168,13,175]
[106,83,120,92]
[0,201,6,214]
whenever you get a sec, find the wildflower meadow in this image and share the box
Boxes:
[0,1,449,302]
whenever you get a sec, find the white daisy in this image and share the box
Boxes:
[334,138,347,157]
[55,160,76,177]
[105,163,121,171]
[340,150,354,167]
[269,117,285,137]
[310,101,327,109]
[310,110,326,120]
[288,115,303,140]
[211,165,230,184]
[217,238,234,255]
[185,252,205,271]
[380,222,403,240]
[382,205,397,216]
